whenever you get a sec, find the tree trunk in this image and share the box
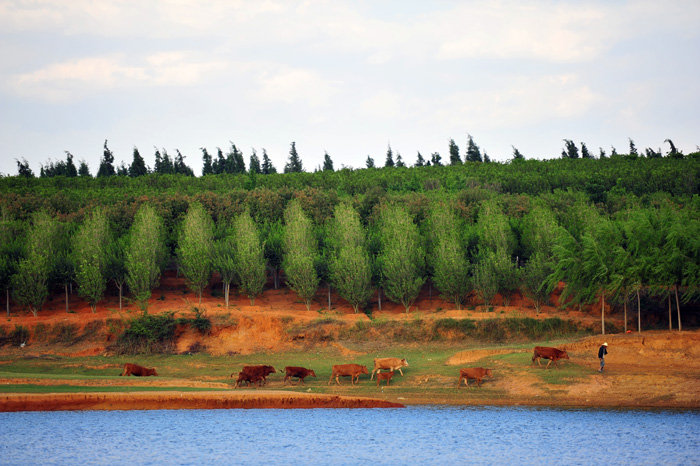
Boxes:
[273,269,279,290]
[668,294,672,331]
[601,292,605,335]
[91,303,96,314]
[623,297,627,333]
[118,283,123,310]
[198,290,202,306]
[636,288,641,333]
[224,282,230,308]
[353,304,359,314]
[378,288,382,311]
[674,284,682,331]
[65,283,69,313]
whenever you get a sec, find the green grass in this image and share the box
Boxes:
[0,337,592,397]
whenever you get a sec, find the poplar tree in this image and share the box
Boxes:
[283,200,319,310]
[0,219,23,316]
[520,205,558,313]
[126,204,166,311]
[233,212,267,304]
[213,222,236,308]
[177,202,214,304]
[73,208,109,313]
[378,204,425,312]
[106,235,128,310]
[428,203,470,309]
[12,211,58,316]
[329,203,373,313]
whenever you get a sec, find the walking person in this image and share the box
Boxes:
[598,342,608,372]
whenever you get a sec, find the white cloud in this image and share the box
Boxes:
[8,53,227,101]
[431,74,600,130]
[252,66,339,107]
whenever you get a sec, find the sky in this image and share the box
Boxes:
[1,0,699,176]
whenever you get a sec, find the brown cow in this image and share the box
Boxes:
[231,365,277,388]
[233,371,265,388]
[284,366,317,384]
[120,363,158,377]
[532,346,570,369]
[458,367,492,387]
[370,358,409,380]
[328,364,368,385]
[376,371,394,387]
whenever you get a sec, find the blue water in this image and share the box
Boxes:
[0,407,698,465]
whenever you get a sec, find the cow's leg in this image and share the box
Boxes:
[545,359,552,369]
[398,368,404,376]
[370,368,375,380]
[336,375,341,385]
[300,377,305,384]
[328,374,334,385]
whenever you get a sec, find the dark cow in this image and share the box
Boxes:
[376,371,394,387]
[284,366,317,384]
[234,371,265,388]
[231,365,276,388]
[120,363,158,377]
[532,346,569,369]
[458,367,492,387]
[328,364,369,385]
[370,358,409,380]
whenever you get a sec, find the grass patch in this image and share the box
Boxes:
[534,363,589,385]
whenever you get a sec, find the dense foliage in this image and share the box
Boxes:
[0,156,697,331]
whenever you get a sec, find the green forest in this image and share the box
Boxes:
[1,150,698,335]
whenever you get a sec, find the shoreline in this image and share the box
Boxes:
[0,391,404,412]
[0,391,697,412]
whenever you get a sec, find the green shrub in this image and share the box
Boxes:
[178,307,211,335]
[115,312,178,354]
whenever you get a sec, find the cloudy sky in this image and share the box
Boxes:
[1,1,698,176]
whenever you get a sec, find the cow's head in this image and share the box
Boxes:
[309,369,317,378]
[360,366,369,374]
[148,368,158,376]
[401,358,409,366]
[562,351,570,359]
[485,369,493,377]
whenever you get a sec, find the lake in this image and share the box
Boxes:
[1,406,698,465]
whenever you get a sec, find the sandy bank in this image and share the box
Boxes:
[0,391,405,412]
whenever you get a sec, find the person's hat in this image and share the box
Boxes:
[603,342,608,346]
